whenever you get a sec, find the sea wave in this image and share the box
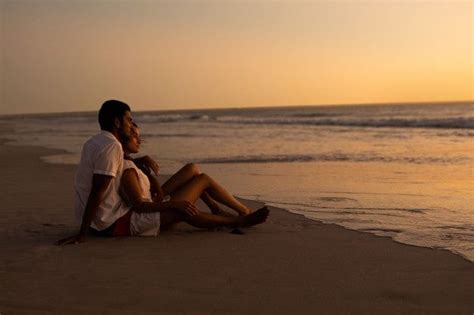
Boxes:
[0,115,92,124]
[140,132,222,138]
[134,113,474,130]
[137,113,213,123]
[194,153,472,165]
[196,155,314,164]
[214,116,474,130]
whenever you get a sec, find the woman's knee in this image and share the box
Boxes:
[198,173,216,188]
[198,173,211,182]
[185,163,200,176]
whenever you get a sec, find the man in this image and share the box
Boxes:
[56,100,134,244]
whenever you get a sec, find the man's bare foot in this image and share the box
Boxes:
[240,206,270,227]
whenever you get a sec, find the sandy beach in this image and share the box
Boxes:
[0,139,473,314]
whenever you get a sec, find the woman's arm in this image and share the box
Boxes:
[120,168,198,216]
[133,155,159,176]
[147,174,165,203]
[130,156,164,202]
[120,168,146,206]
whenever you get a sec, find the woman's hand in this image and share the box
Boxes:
[169,200,199,217]
[151,188,164,203]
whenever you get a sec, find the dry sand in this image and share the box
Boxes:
[0,140,473,314]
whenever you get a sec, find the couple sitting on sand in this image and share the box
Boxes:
[57,100,269,245]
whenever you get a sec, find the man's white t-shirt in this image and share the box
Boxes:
[74,130,130,231]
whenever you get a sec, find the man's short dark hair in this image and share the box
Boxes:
[98,100,131,131]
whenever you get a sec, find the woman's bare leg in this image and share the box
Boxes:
[200,191,233,216]
[161,173,269,229]
[163,163,228,215]
[170,173,252,216]
[162,163,200,195]
[160,206,269,231]
[159,210,184,231]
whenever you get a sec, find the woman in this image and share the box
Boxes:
[116,125,269,236]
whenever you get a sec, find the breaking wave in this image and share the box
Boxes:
[133,114,474,130]
[194,153,472,164]
[214,116,474,129]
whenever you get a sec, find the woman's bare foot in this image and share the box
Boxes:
[238,206,254,216]
[239,207,270,227]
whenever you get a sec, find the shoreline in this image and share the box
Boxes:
[0,137,473,313]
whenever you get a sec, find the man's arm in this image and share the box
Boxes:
[56,174,113,245]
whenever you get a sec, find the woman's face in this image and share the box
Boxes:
[124,126,141,154]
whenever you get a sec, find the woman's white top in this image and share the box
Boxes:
[122,159,152,203]
[122,159,161,236]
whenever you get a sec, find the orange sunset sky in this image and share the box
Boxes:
[0,0,472,115]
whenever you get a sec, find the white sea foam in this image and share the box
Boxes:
[216,116,474,129]
[194,153,472,165]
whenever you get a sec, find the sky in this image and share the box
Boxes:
[0,0,472,115]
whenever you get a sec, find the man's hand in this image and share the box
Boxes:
[170,200,199,217]
[61,174,112,246]
[55,233,86,246]
[135,155,160,175]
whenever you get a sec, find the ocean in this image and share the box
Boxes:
[1,102,473,261]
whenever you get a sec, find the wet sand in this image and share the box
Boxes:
[0,140,473,314]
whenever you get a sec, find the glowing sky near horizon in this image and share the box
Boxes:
[0,0,472,115]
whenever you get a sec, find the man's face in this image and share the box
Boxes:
[118,111,133,140]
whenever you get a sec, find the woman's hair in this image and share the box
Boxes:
[98,100,131,131]
[131,122,140,137]
[123,122,140,159]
